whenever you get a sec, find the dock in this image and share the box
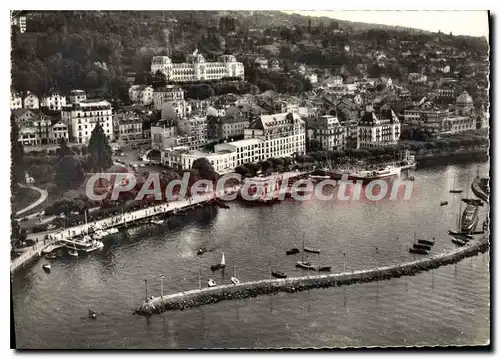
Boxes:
[11,171,309,274]
[471,177,489,203]
[135,236,489,315]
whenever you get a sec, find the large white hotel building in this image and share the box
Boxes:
[151,50,244,82]
[61,100,114,144]
[162,112,306,173]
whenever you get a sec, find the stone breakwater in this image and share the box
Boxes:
[135,236,489,316]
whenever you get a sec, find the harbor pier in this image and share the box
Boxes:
[135,236,489,315]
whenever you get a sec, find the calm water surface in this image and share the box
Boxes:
[12,162,490,348]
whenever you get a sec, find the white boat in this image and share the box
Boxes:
[108,227,119,235]
[92,230,105,240]
[84,240,104,253]
[68,244,79,257]
[230,264,240,285]
[42,264,51,271]
[150,219,164,225]
[220,252,226,267]
[208,279,217,287]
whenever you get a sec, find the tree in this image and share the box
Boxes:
[55,139,85,191]
[86,122,113,172]
[192,157,219,182]
[11,114,24,188]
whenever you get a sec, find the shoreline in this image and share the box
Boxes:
[135,235,489,316]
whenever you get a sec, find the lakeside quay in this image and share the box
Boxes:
[135,235,489,315]
[471,177,489,202]
[11,171,309,274]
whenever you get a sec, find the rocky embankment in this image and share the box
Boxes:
[135,236,489,316]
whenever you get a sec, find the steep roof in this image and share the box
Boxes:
[248,112,303,131]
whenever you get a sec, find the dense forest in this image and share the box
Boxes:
[11,11,489,103]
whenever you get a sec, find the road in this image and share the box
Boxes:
[15,184,48,217]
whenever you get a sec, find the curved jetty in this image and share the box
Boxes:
[134,236,489,316]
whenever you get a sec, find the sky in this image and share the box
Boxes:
[289,11,489,38]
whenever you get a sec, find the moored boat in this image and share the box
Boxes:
[42,264,51,271]
[286,248,300,255]
[210,252,226,271]
[45,252,57,260]
[413,243,432,251]
[452,237,467,246]
[461,203,479,233]
[88,309,97,319]
[303,247,320,254]
[317,266,331,272]
[440,201,448,206]
[408,247,429,255]
[197,247,207,256]
[150,219,164,225]
[208,279,217,287]
[271,271,287,279]
[296,261,317,270]
[418,239,435,246]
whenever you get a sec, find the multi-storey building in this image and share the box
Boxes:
[12,108,37,124]
[162,148,237,175]
[17,117,68,146]
[113,111,144,141]
[69,90,87,104]
[151,120,177,150]
[307,115,347,151]
[357,107,401,148]
[163,112,306,172]
[404,108,450,134]
[23,92,39,109]
[242,112,306,162]
[207,106,249,139]
[41,93,67,111]
[442,116,476,134]
[151,50,244,82]
[11,93,23,110]
[61,100,113,144]
[153,85,184,110]
[128,85,154,106]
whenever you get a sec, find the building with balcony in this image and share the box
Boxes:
[41,93,67,111]
[307,115,347,151]
[23,92,39,109]
[113,111,144,141]
[129,85,154,106]
[17,117,68,146]
[153,85,185,110]
[11,93,23,110]
[357,106,401,148]
[61,100,113,144]
[442,116,476,134]
[69,90,87,104]
[151,50,244,82]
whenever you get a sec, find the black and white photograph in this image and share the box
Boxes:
[9,9,490,349]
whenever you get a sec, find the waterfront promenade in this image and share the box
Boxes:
[11,171,308,273]
[11,191,226,273]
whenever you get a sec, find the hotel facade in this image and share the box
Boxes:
[151,50,244,82]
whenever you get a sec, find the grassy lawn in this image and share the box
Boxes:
[11,187,41,215]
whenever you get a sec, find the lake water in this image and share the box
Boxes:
[12,162,490,348]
